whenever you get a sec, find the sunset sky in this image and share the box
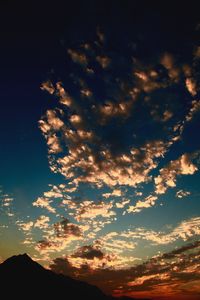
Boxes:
[1,1,200,299]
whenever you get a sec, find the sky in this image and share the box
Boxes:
[1,1,200,299]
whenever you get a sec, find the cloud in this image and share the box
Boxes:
[185,78,197,96]
[33,197,56,214]
[98,100,134,123]
[115,198,130,209]
[102,189,122,198]
[56,139,168,188]
[122,241,200,298]
[161,240,200,259]
[62,199,116,223]
[49,257,76,277]
[40,80,55,94]
[39,31,200,194]
[40,38,196,193]
[77,201,115,221]
[127,273,170,287]
[150,108,173,123]
[176,190,191,198]
[96,55,111,69]
[45,110,64,131]
[127,195,158,213]
[1,196,13,207]
[50,240,138,276]
[72,245,104,260]
[35,234,81,253]
[34,215,50,229]
[101,217,200,246]
[67,49,88,66]
[56,82,74,107]
[0,189,14,218]
[42,184,76,199]
[154,153,198,194]
[160,53,180,82]
[38,109,65,154]
[35,218,83,254]
[46,134,62,153]
[17,221,34,231]
[54,218,82,238]
[185,100,200,122]
[99,234,137,256]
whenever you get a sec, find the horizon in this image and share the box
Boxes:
[0,1,200,299]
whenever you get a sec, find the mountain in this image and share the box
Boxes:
[0,254,151,300]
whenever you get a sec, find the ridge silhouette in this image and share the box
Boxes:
[0,254,151,300]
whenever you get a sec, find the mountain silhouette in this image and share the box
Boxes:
[0,254,151,300]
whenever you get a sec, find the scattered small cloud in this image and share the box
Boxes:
[176,190,191,199]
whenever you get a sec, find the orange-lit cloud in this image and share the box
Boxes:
[154,153,198,194]
[127,195,158,213]
[33,197,56,214]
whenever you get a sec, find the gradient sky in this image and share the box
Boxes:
[1,1,200,299]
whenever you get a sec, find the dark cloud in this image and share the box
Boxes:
[50,256,93,279]
[161,240,200,259]
[72,245,104,260]
[37,240,56,251]
[50,257,77,277]
[54,218,82,238]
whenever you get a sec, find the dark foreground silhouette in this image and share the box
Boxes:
[0,254,151,300]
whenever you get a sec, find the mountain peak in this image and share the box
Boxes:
[16,253,33,261]
[20,253,30,258]
[3,253,33,264]
[0,253,108,300]
[0,252,44,273]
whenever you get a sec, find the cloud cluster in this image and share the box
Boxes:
[154,153,198,194]
[122,241,200,298]
[0,189,14,218]
[35,218,83,253]
[39,34,200,193]
[72,200,116,221]
[17,220,34,231]
[62,198,116,235]
[55,138,168,188]
[72,244,104,260]
[34,215,50,229]
[49,238,200,298]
